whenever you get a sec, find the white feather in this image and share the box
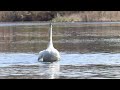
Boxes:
[38,23,60,62]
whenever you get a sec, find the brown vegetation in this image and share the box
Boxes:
[0,11,55,21]
[52,11,120,22]
[0,11,120,22]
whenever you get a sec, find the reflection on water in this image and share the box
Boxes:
[1,53,120,79]
[0,53,60,79]
[1,22,120,53]
[0,22,120,79]
[38,62,60,79]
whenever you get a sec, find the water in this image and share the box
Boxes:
[0,22,120,79]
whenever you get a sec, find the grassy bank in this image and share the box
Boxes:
[52,11,120,22]
[0,11,120,22]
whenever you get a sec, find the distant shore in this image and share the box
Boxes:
[0,11,120,22]
[1,21,120,27]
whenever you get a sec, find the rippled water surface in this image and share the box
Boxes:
[0,22,120,79]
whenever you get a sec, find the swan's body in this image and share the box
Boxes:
[38,23,60,62]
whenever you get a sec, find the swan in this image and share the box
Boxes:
[38,23,60,62]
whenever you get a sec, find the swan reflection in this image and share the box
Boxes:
[38,61,60,79]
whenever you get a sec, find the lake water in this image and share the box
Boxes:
[0,22,120,79]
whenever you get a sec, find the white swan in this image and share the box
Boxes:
[38,23,60,62]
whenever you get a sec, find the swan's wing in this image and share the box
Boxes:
[38,50,45,61]
[53,49,61,60]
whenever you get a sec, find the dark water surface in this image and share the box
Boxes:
[0,22,120,79]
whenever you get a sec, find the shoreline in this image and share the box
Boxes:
[0,21,120,27]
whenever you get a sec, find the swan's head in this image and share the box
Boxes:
[50,23,52,28]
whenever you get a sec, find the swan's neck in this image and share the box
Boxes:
[48,24,54,48]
